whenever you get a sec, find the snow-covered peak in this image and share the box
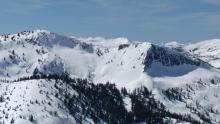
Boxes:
[184,39,220,68]
[185,39,220,53]
[0,29,78,48]
[33,29,51,34]
[0,29,50,41]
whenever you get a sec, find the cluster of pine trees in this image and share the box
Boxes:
[12,73,207,124]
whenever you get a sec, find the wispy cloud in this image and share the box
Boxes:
[0,0,81,14]
[202,0,220,5]
[129,0,176,13]
[141,11,220,32]
[86,0,176,13]
[0,0,176,14]
[0,0,49,14]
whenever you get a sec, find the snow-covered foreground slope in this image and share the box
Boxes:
[0,30,220,123]
[0,79,77,124]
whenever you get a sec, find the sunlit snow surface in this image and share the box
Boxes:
[1,30,220,123]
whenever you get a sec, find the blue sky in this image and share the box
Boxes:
[0,0,220,43]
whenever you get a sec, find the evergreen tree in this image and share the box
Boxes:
[10,118,15,124]
[29,115,34,122]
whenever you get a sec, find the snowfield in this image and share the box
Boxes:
[0,79,77,124]
[0,30,220,123]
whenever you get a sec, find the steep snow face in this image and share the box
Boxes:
[184,39,220,68]
[143,44,210,77]
[94,43,153,90]
[144,44,202,69]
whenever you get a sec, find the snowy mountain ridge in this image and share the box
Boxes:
[0,30,220,124]
[184,39,220,68]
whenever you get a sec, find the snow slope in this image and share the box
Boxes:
[1,30,220,123]
[184,39,220,68]
[0,79,77,124]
